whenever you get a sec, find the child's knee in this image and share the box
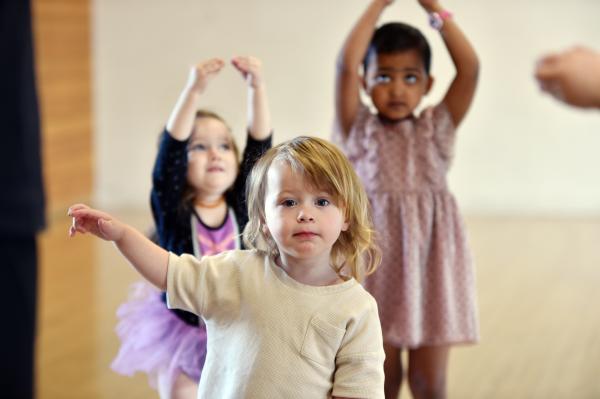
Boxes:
[407,369,446,399]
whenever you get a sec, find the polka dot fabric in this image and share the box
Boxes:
[333,104,479,348]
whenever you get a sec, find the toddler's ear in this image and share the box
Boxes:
[261,224,270,236]
[361,75,368,91]
[425,75,435,95]
[341,220,350,232]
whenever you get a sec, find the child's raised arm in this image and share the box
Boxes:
[335,0,393,138]
[68,204,170,290]
[166,58,226,141]
[231,56,272,141]
[418,0,479,127]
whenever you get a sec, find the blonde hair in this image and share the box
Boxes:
[243,136,380,282]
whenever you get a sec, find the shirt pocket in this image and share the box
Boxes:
[300,316,346,369]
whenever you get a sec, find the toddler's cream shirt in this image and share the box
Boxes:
[166,250,384,398]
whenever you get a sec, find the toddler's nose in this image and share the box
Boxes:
[297,210,315,222]
[208,147,221,160]
[392,81,405,96]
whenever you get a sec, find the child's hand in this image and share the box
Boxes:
[68,204,125,242]
[186,58,226,93]
[231,56,264,89]
[535,46,600,109]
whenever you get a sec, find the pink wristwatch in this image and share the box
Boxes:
[429,10,453,31]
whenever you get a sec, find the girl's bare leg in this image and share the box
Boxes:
[383,343,403,399]
[170,372,198,399]
[407,345,450,399]
[158,370,198,399]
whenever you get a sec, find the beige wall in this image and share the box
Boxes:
[93,0,600,215]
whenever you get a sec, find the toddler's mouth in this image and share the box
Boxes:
[388,101,406,108]
[294,231,317,238]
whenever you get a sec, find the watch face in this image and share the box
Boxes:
[429,12,443,30]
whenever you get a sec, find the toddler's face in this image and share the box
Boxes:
[364,50,432,121]
[186,117,238,197]
[263,161,348,266]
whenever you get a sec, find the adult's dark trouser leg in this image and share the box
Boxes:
[0,237,38,399]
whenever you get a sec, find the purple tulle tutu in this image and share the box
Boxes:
[111,282,207,393]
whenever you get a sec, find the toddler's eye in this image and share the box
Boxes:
[281,199,297,207]
[187,143,206,152]
[375,74,391,84]
[316,198,330,207]
[405,74,418,85]
[220,143,232,151]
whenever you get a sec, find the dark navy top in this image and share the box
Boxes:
[152,129,272,325]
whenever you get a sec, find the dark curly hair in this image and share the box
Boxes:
[363,22,432,75]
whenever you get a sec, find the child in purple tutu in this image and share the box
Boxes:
[333,0,480,397]
[69,136,385,398]
[110,56,272,398]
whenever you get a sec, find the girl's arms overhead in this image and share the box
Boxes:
[419,0,479,127]
[166,58,226,141]
[335,0,393,138]
[335,0,479,134]
[68,204,170,290]
[166,56,271,143]
[231,56,272,141]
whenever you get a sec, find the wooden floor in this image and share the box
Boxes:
[37,209,600,399]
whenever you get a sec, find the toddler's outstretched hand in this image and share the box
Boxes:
[231,56,264,89]
[68,204,125,242]
[186,58,226,93]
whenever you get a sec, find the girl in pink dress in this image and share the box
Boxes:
[333,0,479,397]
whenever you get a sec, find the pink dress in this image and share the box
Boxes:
[333,103,479,348]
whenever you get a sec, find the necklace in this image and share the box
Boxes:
[196,196,225,209]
